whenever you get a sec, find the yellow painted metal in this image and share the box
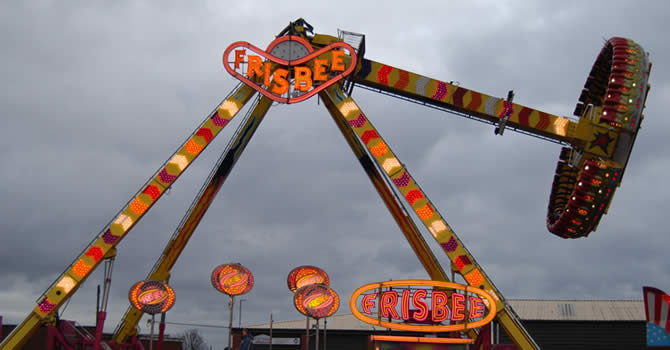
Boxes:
[321,84,539,350]
[311,33,340,47]
[321,90,449,282]
[321,89,485,341]
[574,112,598,142]
[496,309,540,350]
[0,84,257,350]
[103,247,117,260]
[0,313,41,350]
[112,96,273,344]
[584,126,619,159]
[352,58,577,145]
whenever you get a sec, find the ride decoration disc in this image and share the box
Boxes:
[287,265,330,293]
[128,280,176,315]
[293,283,339,319]
[211,263,254,296]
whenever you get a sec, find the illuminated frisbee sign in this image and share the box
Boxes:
[294,283,339,319]
[287,265,330,293]
[350,280,497,332]
[211,263,254,296]
[128,280,176,315]
[223,35,357,104]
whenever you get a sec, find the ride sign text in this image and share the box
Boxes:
[350,280,497,332]
[223,35,357,104]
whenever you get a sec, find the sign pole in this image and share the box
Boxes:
[305,316,309,350]
[315,318,319,350]
[324,317,327,350]
[210,264,254,350]
[128,281,175,350]
[228,295,234,350]
[149,314,155,350]
[157,312,166,350]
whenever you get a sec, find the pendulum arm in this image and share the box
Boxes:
[350,58,577,145]
[313,31,651,239]
[0,84,257,350]
[112,95,273,344]
[321,84,540,350]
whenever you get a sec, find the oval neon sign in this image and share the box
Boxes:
[128,280,176,315]
[350,280,497,332]
[294,283,340,319]
[211,263,254,296]
[223,35,357,104]
[287,265,330,293]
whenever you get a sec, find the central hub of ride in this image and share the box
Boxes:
[223,35,357,103]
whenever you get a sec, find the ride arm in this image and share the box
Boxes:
[312,32,653,240]
[351,58,577,144]
[321,84,540,350]
[0,84,257,350]
[112,95,273,344]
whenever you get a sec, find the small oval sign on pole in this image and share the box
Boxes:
[211,263,254,296]
[128,280,176,315]
[294,283,339,319]
[287,265,330,293]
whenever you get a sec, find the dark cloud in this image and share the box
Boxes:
[1,1,669,348]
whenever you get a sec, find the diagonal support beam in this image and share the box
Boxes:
[112,96,274,344]
[320,89,486,341]
[319,91,450,283]
[0,84,258,350]
[321,85,540,350]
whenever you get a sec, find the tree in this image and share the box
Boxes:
[180,328,209,350]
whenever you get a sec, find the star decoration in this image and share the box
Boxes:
[590,131,614,154]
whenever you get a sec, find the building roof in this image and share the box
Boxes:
[248,313,378,331]
[248,299,645,331]
[507,299,644,321]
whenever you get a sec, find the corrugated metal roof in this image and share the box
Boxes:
[507,299,644,321]
[248,299,645,330]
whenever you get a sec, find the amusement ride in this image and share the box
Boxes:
[0,18,652,350]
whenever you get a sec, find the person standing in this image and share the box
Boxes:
[239,328,253,350]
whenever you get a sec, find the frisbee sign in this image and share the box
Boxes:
[350,280,496,332]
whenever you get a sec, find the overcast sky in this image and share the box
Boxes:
[2,1,669,348]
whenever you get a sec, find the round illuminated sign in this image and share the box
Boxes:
[350,280,497,332]
[293,283,339,319]
[128,280,176,315]
[211,263,254,296]
[287,266,330,293]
